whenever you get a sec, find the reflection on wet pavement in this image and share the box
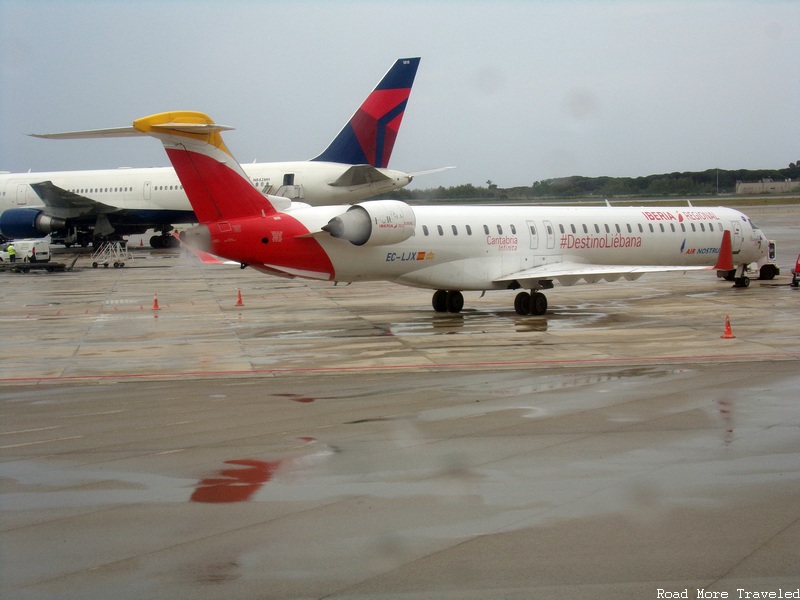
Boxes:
[191,460,281,503]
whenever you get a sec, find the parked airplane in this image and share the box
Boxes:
[0,58,421,248]
[40,111,772,315]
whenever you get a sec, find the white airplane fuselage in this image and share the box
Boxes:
[223,203,769,292]
[0,161,411,217]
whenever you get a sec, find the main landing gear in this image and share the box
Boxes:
[432,290,464,313]
[513,291,548,316]
[431,289,549,316]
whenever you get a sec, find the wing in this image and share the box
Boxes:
[495,261,713,288]
[29,181,119,218]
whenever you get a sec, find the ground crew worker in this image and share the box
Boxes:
[7,244,15,263]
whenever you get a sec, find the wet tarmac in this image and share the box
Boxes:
[1,204,799,599]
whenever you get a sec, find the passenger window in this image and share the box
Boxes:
[594,224,600,233]
[583,224,589,234]
[604,224,610,233]
[422,225,429,236]
[638,224,644,233]
[691,224,696,232]
[670,223,675,232]
[559,224,565,234]
[570,224,576,234]
[437,225,444,236]
[497,225,503,235]
[649,224,654,232]
[452,225,458,235]
[700,223,705,232]
[483,225,489,235]
[627,224,632,233]
[510,224,516,234]
[529,224,536,235]
[466,225,472,235]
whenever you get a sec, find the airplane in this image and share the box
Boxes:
[0,57,422,248]
[38,110,772,316]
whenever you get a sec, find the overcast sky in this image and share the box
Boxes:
[1,0,797,189]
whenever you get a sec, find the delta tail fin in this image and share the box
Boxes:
[312,57,420,168]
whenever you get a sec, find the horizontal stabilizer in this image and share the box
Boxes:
[328,164,391,187]
[31,126,142,140]
[31,121,235,140]
[409,166,457,178]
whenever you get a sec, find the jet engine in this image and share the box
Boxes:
[0,208,66,239]
[321,200,416,246]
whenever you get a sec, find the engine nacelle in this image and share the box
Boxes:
[321,200,416,246]
[0,208,66,239]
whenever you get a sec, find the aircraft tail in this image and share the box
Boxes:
[132,112,277,223]
[312,57,420,168]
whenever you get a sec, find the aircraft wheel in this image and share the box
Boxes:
[446,291,464,313]
[734,276,750,288]
[514,292,532,315]
[432,290,448,312]
[92,262,98,268]
[531,292,548,315]
[759,264,778,280]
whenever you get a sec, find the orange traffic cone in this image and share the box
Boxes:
[139,238,144,247]
[235,288,244,307]
[152,293,160,311]
[721,315,735,339]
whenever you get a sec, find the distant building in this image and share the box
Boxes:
[736,178,800,194]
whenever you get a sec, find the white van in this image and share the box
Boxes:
[0,239,51,263]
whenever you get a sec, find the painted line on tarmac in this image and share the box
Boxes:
[1,352,799,384]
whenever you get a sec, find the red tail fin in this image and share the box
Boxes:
[132,111,276,223]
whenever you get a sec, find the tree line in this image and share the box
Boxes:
[388,163,799,201]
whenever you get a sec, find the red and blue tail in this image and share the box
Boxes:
[312,57,420,168]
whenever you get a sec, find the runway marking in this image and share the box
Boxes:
[1,426,61,435]
[66,410,124,417]
[0,435,84,449]
[0,352,798,383]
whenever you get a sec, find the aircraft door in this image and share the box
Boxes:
[543,220,555,249]
[144,181,152,201]
[16,184,28,205]
[276,173,304,199]
[729,220,743,254]
[526,220,539,250]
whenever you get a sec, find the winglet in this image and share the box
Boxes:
[713,230,734,271]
